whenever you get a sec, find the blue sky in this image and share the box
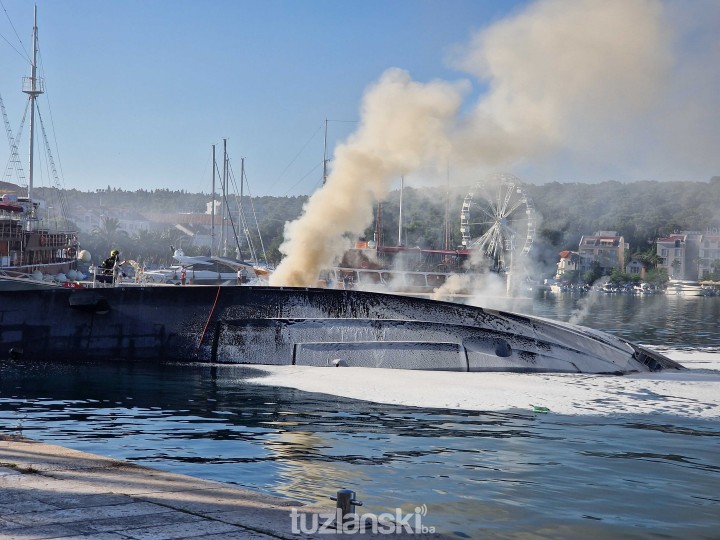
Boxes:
[0,0,521,196]
[1,0,718,197]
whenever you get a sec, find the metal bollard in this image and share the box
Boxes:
[330,488,363,523]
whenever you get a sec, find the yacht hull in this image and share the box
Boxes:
[0,286,681,373]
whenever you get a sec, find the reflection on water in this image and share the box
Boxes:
[2,357,719,538]
[1,294,719,538]
[533,292,720,348]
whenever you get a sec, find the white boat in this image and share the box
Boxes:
[633,282,656,294]
[665,280,715,296]
[140,248,262,286]
[550,283,569,293]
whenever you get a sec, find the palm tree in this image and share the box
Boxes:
[91,216,129,258]
[131,229,169,265]
[92,216,121,240]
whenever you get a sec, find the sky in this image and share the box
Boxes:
[0,0,718,198]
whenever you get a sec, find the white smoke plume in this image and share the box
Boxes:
[270,70,464,286]
[271,0,715,287]
[430,274,473,301]
[429,248,533,312]
[569,291,602,325]
[447,0,671,171]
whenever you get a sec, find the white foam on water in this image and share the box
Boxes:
[250,350,720,418]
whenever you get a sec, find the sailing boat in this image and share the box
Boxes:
[139,141,270,286]
[0,8,80,290]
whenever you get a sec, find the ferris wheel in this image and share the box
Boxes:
[460,174,536,272]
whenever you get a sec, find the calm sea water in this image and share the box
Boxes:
[532,291,720,350]
[1,293,719,539]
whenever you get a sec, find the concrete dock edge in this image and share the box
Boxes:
[0,435,445,539]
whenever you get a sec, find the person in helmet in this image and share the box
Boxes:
[98,249,124,284]
[102,249,120,271]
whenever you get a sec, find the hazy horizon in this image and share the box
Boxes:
[0,0,717,200]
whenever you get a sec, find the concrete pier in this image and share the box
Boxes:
[0,435,442,538]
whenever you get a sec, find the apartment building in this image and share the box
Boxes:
[577,231,627,274]
[658,230,720,280]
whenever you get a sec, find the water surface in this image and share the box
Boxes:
[1,293,719,538]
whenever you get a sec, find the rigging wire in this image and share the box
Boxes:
[267,123,322,193]
[227,159,258,263]
[1,97,28,185]
[239,166,269,265]
[224,160,244,259]
[37,46,68,191]
[212,158,223,256]
[37,106,72,229]
[1,6,73,234]
[281,161,321,197]
[0,29,28,61]
[0,0,31,63]
[214,152,269,265]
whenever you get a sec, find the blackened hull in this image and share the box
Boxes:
[0,286,682,373]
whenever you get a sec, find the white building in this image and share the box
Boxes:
[555,250,579,279]
[658,230,720,280]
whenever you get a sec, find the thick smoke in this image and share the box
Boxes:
[447,0,671,171]
[271,0,711,287]
[270,70,463,286]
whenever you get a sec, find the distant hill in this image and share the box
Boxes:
[26,179,720,271]
[0,181,23,194]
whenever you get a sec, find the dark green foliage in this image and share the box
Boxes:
[30,179,719,271]
[608,269,640,285]
[583,261,604,285]
[645,268,670,285]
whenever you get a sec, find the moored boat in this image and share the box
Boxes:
[665,279,715,296]
[0,9,80,288]
[141,248,262,286]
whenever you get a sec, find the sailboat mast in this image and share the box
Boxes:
[23,6,43,202]
[222,138,228,257]
[239,156,245,259]
[322,118,328,185]
[398,176,404,246]
[444,162,450,251]
[211,144,216,257]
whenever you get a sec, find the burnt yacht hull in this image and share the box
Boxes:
[0,286,681,373]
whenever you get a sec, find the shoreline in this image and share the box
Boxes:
[0,435,445,538]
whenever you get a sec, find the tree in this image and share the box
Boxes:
[562,269,581,284]
[91,216,121,240]
[710,259,720,281]
[90,216,129,261]
[583,261,603,285]
[28,178,720,277]
[670,258,682,278]
[130,229,172,266]
[608,269,640,285]
[645,268,669,286]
